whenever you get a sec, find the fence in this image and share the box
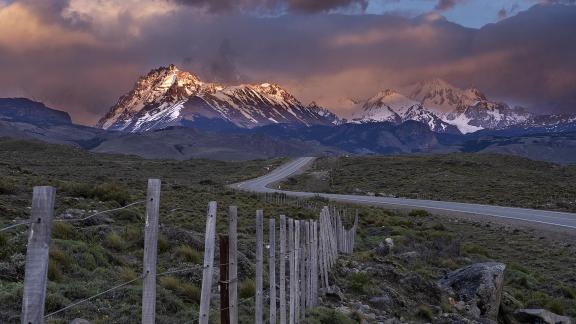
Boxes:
[1,179,358,324]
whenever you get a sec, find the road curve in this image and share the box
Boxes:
[230,157,576,231]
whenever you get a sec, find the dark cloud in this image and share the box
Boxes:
[0,2,575,123]
[434,0,462,11]
[173,0,368,13]
[497,8,507,19]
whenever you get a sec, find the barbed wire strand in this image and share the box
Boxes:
[1,200,145,232]
[55,200,146,223]
[44,273,146,319]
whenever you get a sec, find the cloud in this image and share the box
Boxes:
[173,0,368,13]
[434,0,463,11]
[0,1,575,124]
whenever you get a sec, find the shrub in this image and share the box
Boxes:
[545,299,565,315]
[349,272,372,294]
[409,209,430,217]
[158,234,170,253]
[60,182,131,205]
[160,276,181,291]
[49,247,70,268]
[0,179,17,195]
[119,267,138,281]
[560,286,576,300]
[462,243,490,257]
[416,305,434,321]
[179,282,201,304]
[105,233,126,251]
[175,245,202,264]
[51,222,75,240]
[47,259,62,281]
[0,233,7,248]
[239,279,256,299]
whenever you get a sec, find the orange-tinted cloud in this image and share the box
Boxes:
[0,1,575,124]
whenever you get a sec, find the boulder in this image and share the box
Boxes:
[514,309,572,324]
[438,262,506,321]
[375,237,394,256]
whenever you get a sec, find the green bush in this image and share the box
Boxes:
[175,245,202,264]
[0,179,17,195]
[158,234,170,253]
[119,267,138,281]
[409,209,430,217]
[462,243,490,257]
[60,182,131,205]
[416,305,434,321]
[47,259,62,281]
[239,279,256,299]
[105,232,126,251]
[51,222,76,240]
[49,247,70,268]
[545,299,565,315]
[349,272,372,294]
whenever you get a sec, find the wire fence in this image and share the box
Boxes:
[4,180,357,324]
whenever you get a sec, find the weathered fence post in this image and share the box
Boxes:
[255,210,264,324]
[294,220,300,322]
[220,235,230,324]
[21,186,56,324]
[299,221,306,319]
[288,218,295,324]
[228,206,238,324]
[279,215,287,324]
[269,218,277,324]
[199,202,217,324]
[142,179,161,324]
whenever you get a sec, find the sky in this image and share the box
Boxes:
[0,0,575,124]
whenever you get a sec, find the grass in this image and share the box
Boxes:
[280,154,576,212]
[1,139,575,322]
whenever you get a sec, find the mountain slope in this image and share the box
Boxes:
[352,89,460,134]
[0,98,72,125]
[97,65,339,132]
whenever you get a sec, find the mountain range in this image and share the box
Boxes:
[2,65,576,163]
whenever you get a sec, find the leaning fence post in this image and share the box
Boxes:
[294,220,300,322]
[21,186,56,324]
[269,218,277,324]
[220,235,230,324]
[142,179,161,324]
[228,207,238,324]
[299,221,306,319]
[199,202,217,324]
[279,215,287,324]
[255,210,264,324]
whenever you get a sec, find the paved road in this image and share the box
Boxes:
[231,157,576,231]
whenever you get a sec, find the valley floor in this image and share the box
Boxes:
[0,140,574,323]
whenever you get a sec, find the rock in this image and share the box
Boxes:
[375,238,394,256]
[322,286,344,302]
[438,262,506,321]
[514,309,572,324]
[398,251,420,261]
[336,305,352,315]
[369,287,405,312]
[499,291,524,324]
[69,319,90,324]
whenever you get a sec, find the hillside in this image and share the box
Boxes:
[280,154,576,212]
[0,140,575,323]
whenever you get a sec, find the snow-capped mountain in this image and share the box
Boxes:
[97,65,339,132]
[353,79,532,134]
[407,79,532,133]
[352,89,459,134]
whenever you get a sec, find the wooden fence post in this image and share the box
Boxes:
[220,235,230,324]
[299,221,306,319]
[279,215,287,324]
[199,202,217,324]
[288,219,295,324]
[142,179,161,324]
[311,221,318,306]
[21,186,56,324]
[294,220,300,322]
[269,218,277,324]
[255,210,264,324]
[228,207,238,324]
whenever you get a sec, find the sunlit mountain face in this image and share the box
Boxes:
[0,0,575,125]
